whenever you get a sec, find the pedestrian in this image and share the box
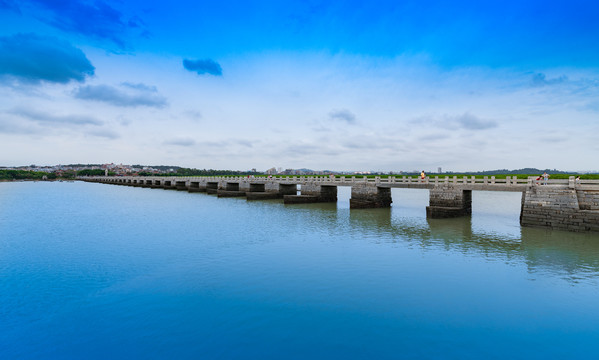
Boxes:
[542,172,550,185]
[420,170,426,180]
[576,176,581,184]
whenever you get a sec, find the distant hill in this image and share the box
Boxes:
[463,168,572,175]
[369,168,587,176]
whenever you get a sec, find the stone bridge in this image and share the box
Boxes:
[80,175,599,233]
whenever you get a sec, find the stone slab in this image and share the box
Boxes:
[217,190,246,197]
[284,195,319,204]
[426,206,471,219]
[246,192,282,200]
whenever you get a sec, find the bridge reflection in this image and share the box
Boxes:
[273,203,599,283]
[343,208,599,283]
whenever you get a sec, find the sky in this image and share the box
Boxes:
[0,0,598,172]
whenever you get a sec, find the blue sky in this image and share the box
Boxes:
[0,0,598,171]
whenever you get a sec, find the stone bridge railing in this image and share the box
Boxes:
[80,174,599,188]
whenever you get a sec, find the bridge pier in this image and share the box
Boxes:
[350,184,392,209]
[426,186,472,218]
[246,183,275,200]
[162,180,176,190]
[175,180,188,191]
[247,182,298,200]
[188,181,206,193]
[218,182,246,197]
[284,183,337,204]
[520,186,599,232]
[206,182,219,194]
[249,183,265,192]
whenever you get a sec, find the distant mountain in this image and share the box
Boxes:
[466,168,572,175]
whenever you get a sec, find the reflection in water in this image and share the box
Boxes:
[519,227,599,283]
[243,186,599,286]
[265,188,599,285]
[338,190,599,285]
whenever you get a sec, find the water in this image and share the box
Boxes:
[1,181,598,359]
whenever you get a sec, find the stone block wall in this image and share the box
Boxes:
[262,182,297,195]
[426,186,472,218]
[301,183,337,202]
[576,190,599,210]
[225,182,240,191]
[249,183,265,192]
[206,182,219,193]
[520,186,599,232]
[350,185,392,208]
[429,187,472,209]
[175,181,188,190]
[188,181,206,192]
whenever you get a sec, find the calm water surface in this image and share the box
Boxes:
[1,181,598,359]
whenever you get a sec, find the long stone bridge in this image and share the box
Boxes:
[80,175,599,233]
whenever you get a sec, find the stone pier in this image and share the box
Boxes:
[249,183,265,192]
[247,182,298,200]
[175,180,188,191]
[188,181,206,193]
[350,184,392,208]
[206,182,219,194]
[278,183,298,196]
[426,186,472,218]
[217,182,246,197]
[162,180,176,190]
[284,183,337,204]
[520,186,599,232]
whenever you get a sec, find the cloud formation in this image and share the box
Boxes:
[74,83,167,108]
[0,33,94,84]
[329,109,356,124]
[163,137,196,146]
[86,128,120,139]
[183,59,223,76]
[531,72,568,87]
[0,117,38,134]
[414,113,497,131]
[28,0,143,49]
[453,113,497,130]
[9,107,103,126]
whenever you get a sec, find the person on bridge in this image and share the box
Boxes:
[421,170,426,181]
[542,172,550,185]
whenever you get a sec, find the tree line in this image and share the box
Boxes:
[0,170,57,180]
[0,169,116,180]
